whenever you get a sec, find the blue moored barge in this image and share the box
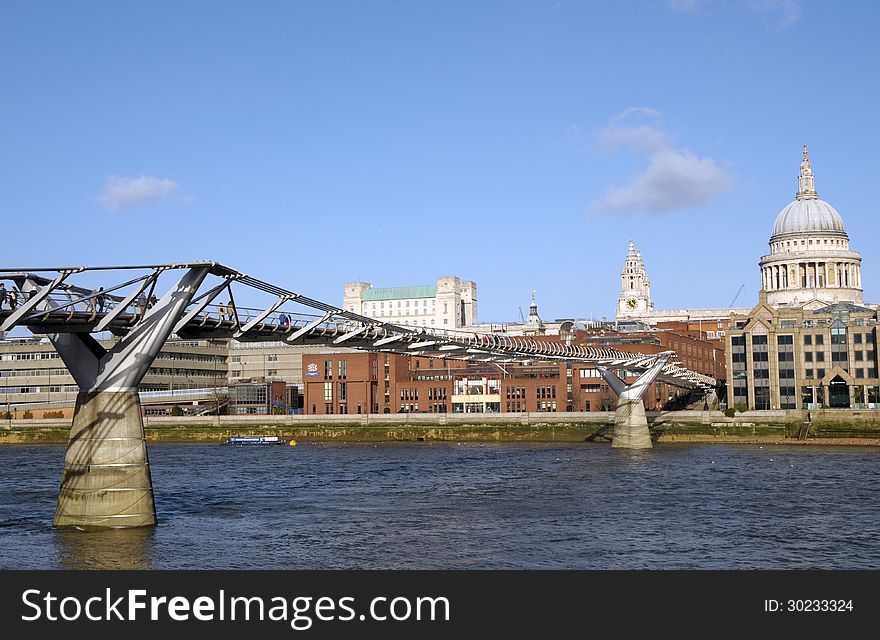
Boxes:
[224,436,285,445]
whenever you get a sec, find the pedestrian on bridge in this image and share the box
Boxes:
[0,283,7,309]
[226,300,235,322]
[96,287,105,313]
[279,312,290,328]
[218,302,226,321]
[8,287,18,309]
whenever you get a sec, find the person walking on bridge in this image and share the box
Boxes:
[0,283,7,310]
[96,287,106,313]
[218,302,226,321]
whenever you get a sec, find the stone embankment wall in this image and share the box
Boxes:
[3,410,880,444]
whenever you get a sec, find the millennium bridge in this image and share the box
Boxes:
[0,262,716,529]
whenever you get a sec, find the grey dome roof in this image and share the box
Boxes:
[771,198,847,239]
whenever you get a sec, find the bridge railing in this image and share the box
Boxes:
[0,264,717,390]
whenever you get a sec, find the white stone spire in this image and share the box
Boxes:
[796,144,818,200]
[617,240,654,319]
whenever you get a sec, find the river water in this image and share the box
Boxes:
[0,442,878,569]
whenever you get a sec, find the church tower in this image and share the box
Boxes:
[617,240,654,319]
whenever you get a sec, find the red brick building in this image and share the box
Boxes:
[302,323,720,414]
[302,353,467,415]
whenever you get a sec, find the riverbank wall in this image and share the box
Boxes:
[3,410,880,444]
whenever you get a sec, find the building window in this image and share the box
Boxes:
[324,382,333,401]
[338,360,347,379]
[324,360,333,378]
[754,387,770,410]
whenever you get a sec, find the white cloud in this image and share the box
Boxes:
[667,0,704,11]
[98,175,180,211]
[599,124,674,153]
[592,149,730,214]
[589,108,730,214]
[598,107,673,153]
[742,0,800,27]
[668,0,801,27]
[612,107,662,122]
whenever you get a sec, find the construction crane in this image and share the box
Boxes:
[518,306,525,323]
[729,283,746,308]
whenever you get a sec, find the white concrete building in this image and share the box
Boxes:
[344,277,477,329]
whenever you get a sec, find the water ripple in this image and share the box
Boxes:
[0,442,879,569]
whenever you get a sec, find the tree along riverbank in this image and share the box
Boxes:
[3,410,880,445]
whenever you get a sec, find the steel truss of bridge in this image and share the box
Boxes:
[0,261,715,389]
[0,261,718,529]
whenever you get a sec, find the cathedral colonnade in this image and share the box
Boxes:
[761,261,861,291]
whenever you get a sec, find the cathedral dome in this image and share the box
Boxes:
[769,145,848,241]
[759,147,863,309]
[771,198,847,239]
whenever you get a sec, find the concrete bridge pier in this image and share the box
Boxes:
[19,267,210,529]
[598,352,672,450]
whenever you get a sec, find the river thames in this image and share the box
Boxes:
[0,442,878,569]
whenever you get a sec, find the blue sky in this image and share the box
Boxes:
[1,1,877,322]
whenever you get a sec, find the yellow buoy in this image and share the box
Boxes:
[289,439,297,447]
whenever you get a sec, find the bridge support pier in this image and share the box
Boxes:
[19,267,210,529]
[55,391,155,528]
[598,353,672,450]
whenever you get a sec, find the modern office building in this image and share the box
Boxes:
[228,378,302,415]
[228,341,340,384]
[0,336,228,417]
